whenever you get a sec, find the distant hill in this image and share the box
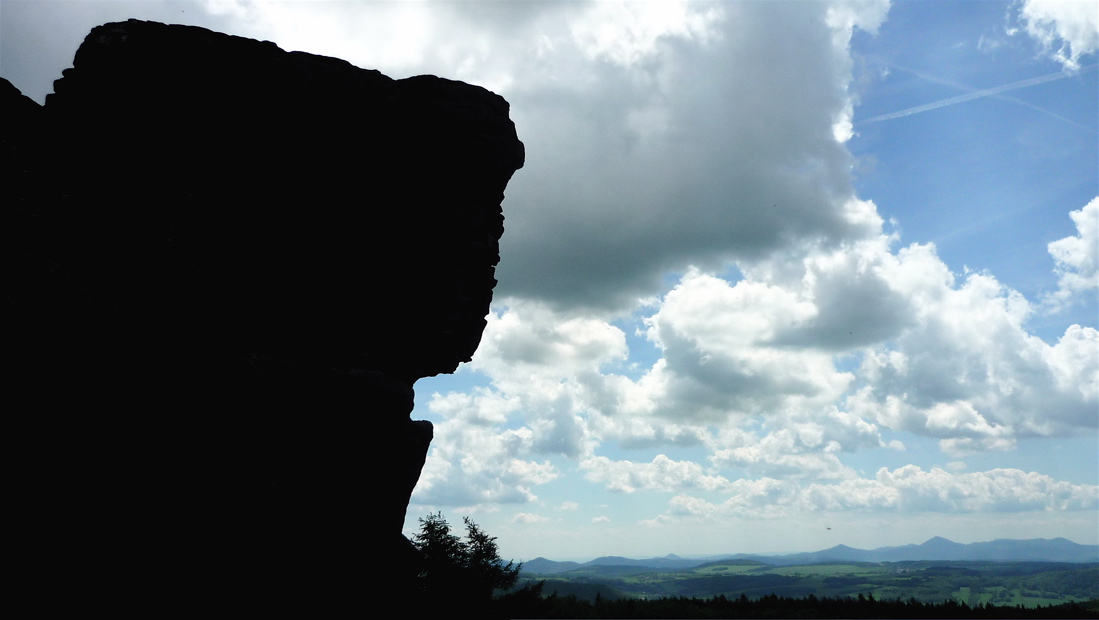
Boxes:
[766,537,1099,565]
[521,537,1099,574]
[522,557,582,574]
[586,554,710,570]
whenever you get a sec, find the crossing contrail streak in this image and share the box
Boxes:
[857,64,1097,125]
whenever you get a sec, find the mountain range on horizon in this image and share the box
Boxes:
[522,537,1099,574]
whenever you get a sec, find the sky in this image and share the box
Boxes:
[3,0,1096,562]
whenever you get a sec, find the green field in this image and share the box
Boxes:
[528,560,1099,608]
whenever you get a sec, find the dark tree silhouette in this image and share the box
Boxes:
[412,512,542,617]
[463,516,522,598]
[415,512,468,577]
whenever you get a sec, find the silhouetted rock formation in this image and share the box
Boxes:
[6,19,522,611]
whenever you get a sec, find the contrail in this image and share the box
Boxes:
[857,64,1097,125]
[886,63,1095,131]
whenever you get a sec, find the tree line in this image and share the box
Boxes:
[529,591,1099,618]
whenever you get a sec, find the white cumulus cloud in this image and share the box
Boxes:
[412,393,558,507]
[656,466,1097,521]
[581,454,732,494]
[837,466,1099,512]
[1017,0,1099,71]
[849,233,1098,450]
[1044,197,1099,312]
[641,270,855,421]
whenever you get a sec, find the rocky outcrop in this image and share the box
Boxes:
[6,19,522,611]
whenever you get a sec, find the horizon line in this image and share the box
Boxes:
[521,535,1098,564]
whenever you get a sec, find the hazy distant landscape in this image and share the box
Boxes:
[527,536,1099,570]
[521,537,1099,609]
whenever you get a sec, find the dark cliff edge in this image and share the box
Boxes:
[6,19,523,612]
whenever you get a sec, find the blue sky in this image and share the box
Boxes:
[4,0,1095,562]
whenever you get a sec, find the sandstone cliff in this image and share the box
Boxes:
[6,19,523,611]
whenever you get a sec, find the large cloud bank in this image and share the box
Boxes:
[395,1,1098,519]
[66,0,1083,523]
